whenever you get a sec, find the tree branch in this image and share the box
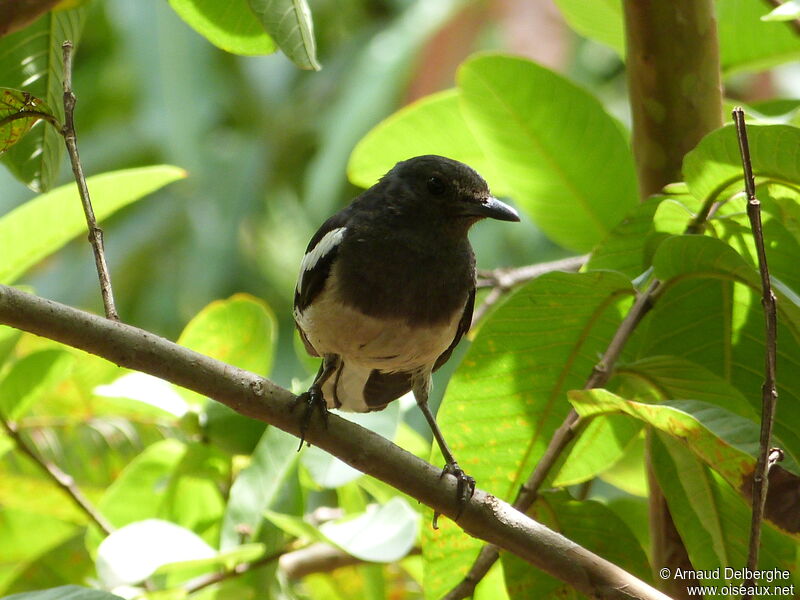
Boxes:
[732,108,780,600]
[60,41,119,321]
[0,284,671,600]
[0,414,114,535]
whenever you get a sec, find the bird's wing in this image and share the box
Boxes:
[433,285,475,372]
[294,211,350,314]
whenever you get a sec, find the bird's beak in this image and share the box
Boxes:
[463,196,521,222]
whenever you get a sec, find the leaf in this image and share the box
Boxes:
[683,124,800,205]
[319,498,419,563]
[458,54,638,252]
[0,89,56,154]
[423,271,633,598]
[220,427,300,550]
[153,543,265,577]
[347,89,511,197]
[569,389,800,536]
[0,165,187,284]
[96,519,215,587]
[0,350,74,420]
[247,0,320,70]
[762,0,800,21]
[501,491,650,599]
[551,0,625,56]
[2,586,124,600]
[0,6,87,191]
[168,0,277,55]
[650,433,796,589]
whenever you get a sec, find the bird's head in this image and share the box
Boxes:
[384,155,520,225]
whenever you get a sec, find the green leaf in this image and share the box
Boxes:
[319,498,419,563]
[501,491,650,599]
[650,433,796,589]
[348,89,510,196]
[762,0,800,21]
[168,0,277,55]
[458,54,638,252]
[423,271,633,598]
[0,350,74,420]
[569,389,800,537]
[262,509,331,545]
[0,89,56,154]
[2,586,124,600]
[0,6,87,191]
[153,543,265,577]
[0,165,187,284]
[247,0,320,70]
[96,519,216,587]
[0,325,21,368]
[551,0,625,56]
[683,124,800,205]
[220,427,300,550]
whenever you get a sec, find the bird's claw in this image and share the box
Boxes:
[432,462,476,529]
[291,385,329,451]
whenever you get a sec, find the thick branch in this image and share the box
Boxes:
[61,41,119,321]
[0,284,670,600]
[733,108,780,599]
[0,416,114,535]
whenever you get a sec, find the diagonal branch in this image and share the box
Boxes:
[732,107,780,600]
[0,284,671,600]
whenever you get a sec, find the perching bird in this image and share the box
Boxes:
[293,155,519,515]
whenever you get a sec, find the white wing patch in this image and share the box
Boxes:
[296,227,347,293]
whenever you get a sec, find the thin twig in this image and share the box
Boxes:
[444,279,660,600]
[184,548,287,595]
[60,41,119,321]
[761,0,800,35]
[0,414,114,535]
[0,109,62,131]
[733,107,779,600]
[472,255,588,326]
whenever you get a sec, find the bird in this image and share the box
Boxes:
[293,155,519,519]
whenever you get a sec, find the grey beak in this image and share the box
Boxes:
[465,196,520,222]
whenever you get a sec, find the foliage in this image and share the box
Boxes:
[1,1,799,600]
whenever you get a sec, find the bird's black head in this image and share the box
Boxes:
[383,155,520,224]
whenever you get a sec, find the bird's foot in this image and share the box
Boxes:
[432,461,476,529]
[291,384,329,451]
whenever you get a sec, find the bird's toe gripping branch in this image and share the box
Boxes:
[291,384,329,451]
[433,461,476,529]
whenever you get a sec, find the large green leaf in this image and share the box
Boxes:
[422,271,633,599]
[220,426,300,550]
[551,0,625,55]
[347,89,510,197]
[501,491,650,599]
[2,586,124,600]
[0,6,87,191]
[0,350,74,420]
[650,433,796,594]
[247,0,320,70]
[0,165,186,284]
[168,0,277,55]
[458,54,638,252]
[683,124,800,205]
[569,389,800,537]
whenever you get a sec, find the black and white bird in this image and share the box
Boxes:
[293,155,519,513]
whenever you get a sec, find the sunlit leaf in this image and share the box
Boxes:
[762,0,800,21]
[2,586,124,600]
[0,89,56,154]
[458,54,638,251]
[247,0,320,70]
[552,0,625,56]
[0,350,74,420]
[0,6,87,191]
[168,0,277,55]
[0,165,187,284]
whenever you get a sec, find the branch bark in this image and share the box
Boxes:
[0,284,671,600]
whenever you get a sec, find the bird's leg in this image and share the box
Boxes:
[414,377,475,528]
[292,355,338,451]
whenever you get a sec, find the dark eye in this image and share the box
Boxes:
[427,176,446,196]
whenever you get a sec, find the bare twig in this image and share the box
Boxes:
[0,284,672,600]
[184,548,286,594]
[472,255,587,326]
[761,0,800,35]
[0,414,114,535]
[0,109,62,131]
[444,279,660,600]
[280,543,421,579]
[732,107,779,600]
[60,41,119,321]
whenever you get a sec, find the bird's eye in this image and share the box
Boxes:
[427,176,446,196]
